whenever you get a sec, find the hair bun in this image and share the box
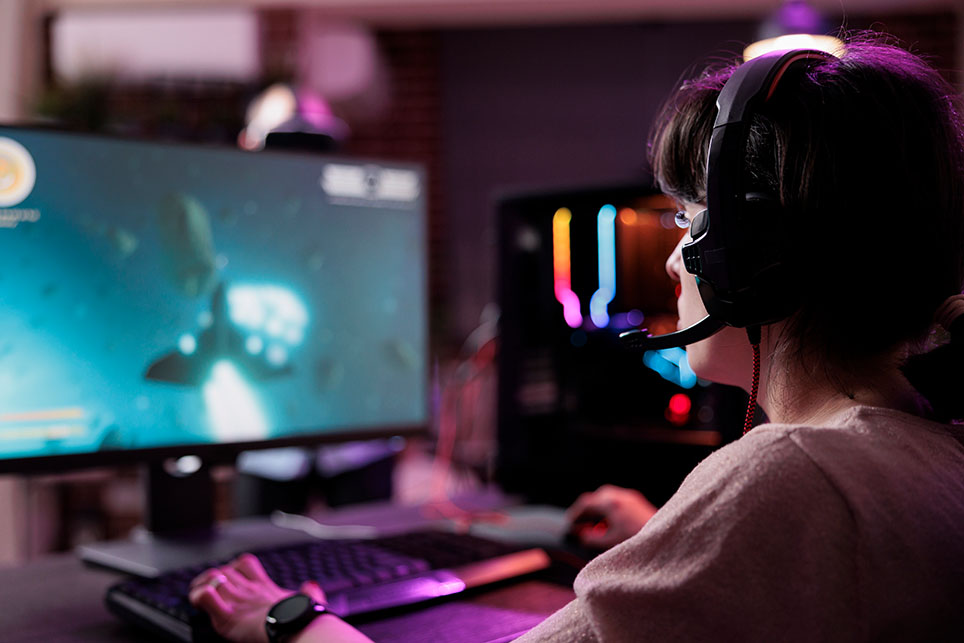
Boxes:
[901,294,964,422]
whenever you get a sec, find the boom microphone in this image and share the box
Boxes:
[619,315,724,351]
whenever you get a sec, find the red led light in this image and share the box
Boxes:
[668,393,691,416]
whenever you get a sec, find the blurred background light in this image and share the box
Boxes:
[51,8,260,82]
[240,83,349,152]
[589,205,617,328]
[744,0,844,60]
[552,208,583,329]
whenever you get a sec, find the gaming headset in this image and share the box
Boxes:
[621,49,837,352]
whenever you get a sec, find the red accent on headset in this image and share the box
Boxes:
[765,51,830,101]
[743,341,761,435]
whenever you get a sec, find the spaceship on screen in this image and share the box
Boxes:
[145,281,293,386]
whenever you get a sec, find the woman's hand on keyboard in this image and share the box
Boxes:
[189,553,304,642]
[188,554,374,643]
[187,553,318,642]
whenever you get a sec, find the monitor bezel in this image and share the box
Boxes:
[0,423,429,474]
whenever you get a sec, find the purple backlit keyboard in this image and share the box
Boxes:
[105,529,551,642]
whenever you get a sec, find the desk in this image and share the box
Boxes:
[0,554,575,643]
[0,498,579,642]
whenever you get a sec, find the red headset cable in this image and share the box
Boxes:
[743,326,762,435]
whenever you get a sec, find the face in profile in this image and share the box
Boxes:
[665,202,755,391]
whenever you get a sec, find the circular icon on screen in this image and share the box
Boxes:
[0,137,36,208]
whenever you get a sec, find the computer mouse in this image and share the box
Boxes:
[564,513,609,549]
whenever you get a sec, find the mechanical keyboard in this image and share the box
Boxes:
[105,529,551,642]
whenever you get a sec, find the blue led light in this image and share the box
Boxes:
[678,350,697,389]
[642,347,697,389]
[589,205,617,328]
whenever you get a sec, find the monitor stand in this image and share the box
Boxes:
[76,460,313,578]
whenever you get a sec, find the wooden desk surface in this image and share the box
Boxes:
[1,553,132,643]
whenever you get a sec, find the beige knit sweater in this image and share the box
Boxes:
[518,406,964,642]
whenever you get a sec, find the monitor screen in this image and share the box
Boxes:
[0,126,427,471]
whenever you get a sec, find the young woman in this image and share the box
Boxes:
[189,37,964,642]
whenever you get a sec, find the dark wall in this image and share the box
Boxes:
[439,21,757,341]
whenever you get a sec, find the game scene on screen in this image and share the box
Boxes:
[0,129,427,461]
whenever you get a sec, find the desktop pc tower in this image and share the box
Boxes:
[496,183,747,507]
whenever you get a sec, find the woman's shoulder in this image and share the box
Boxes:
[681,419,824,491]
[664,405,955,517]
[724,404,961,463]
[752,405,964,476]
[602,419,853,546]
[682,405,964,534]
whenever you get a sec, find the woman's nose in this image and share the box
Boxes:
[666,235,686,282]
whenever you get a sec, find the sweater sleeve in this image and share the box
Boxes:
[518,426,860,643]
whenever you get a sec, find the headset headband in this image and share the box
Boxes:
[686,48,836,327]
[621,48,837,350]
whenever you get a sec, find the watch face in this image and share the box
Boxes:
[270,594,313,625]
[266,593,330,642]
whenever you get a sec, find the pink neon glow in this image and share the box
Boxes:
[297,89,337,130]
[555,283,583,328]
[552,208,583,328]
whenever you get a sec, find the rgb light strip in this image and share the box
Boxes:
[642,347,698,389]
[552,208,583,328]
[589,205,617,328]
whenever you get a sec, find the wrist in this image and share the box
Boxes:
[288,612,347,643]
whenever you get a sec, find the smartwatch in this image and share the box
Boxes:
[265,593,332,643]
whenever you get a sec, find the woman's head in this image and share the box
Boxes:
[652,36,964,394]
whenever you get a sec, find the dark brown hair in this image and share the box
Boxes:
[650,35,964,394]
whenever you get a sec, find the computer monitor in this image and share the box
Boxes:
[0,125,428,568]
[497,184,746,507]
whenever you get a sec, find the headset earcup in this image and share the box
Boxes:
[740,194,797,324]
[697,49,836,329]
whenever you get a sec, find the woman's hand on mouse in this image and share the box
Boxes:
[565,485,658,549]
